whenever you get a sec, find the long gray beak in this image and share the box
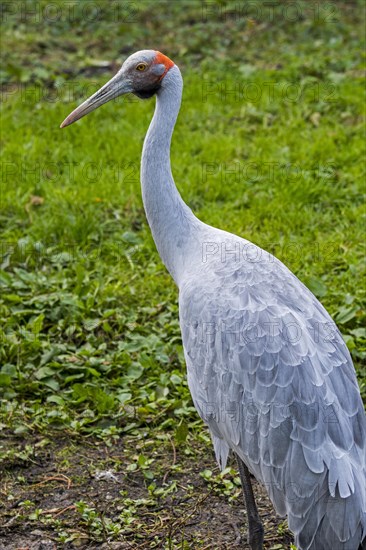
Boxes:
[60,71,131,128]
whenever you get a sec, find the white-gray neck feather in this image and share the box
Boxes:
[141,65,200,285]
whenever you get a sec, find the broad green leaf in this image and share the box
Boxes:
[117,392,132,404]
[35,366,55,380]
[170,374,182,385]
[0,374,11,386]
[306,277,327,298]
[175,422,188,443]
[127,364,143,380]
[335,305,358,324]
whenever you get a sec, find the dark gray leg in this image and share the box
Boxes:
[235,453,264,550]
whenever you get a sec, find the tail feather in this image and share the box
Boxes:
[212,434,230,471]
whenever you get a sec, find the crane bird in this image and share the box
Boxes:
[61,50,366,550]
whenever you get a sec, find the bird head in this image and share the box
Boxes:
[60,50,174,128]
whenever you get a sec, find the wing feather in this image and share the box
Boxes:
[179,235,366,548]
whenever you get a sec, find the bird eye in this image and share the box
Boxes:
[136,63,147,71]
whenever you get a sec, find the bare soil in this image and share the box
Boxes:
[0,434,293,549]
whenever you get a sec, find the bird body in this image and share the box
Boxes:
[61,50,366,550]
[180,236,366,549]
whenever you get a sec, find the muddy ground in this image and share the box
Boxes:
[0,434,293,549]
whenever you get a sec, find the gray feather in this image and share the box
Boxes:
[179,232,366,549]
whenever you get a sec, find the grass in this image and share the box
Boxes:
[0,1,365,548]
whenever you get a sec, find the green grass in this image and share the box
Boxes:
[0,1,365,545]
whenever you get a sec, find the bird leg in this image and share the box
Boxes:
[235,453,264,550]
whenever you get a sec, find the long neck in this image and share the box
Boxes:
[141,65,198,285]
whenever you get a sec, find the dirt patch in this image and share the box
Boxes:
[0,434,293,549]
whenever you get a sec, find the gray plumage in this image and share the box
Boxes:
[179,228,366,549]
[61,50,366,550]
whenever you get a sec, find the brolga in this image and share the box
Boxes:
[61,50,366,550]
